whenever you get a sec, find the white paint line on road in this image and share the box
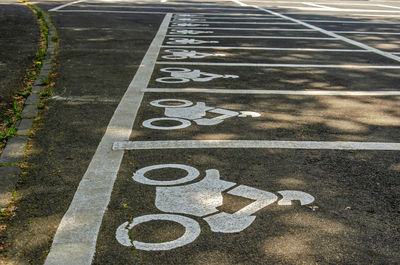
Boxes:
[278,7,400,13]
[143,88,400,96]
[172,21,297,25]
[302,20,400,24]
[168,27,315,31]
[113,140,400,151]
[156,62,400,69]
[181,16,284,20]
[44,13,173,265]
[286,13,400,18]
[161,45,369,52]
[302,2,336,9]
[233,1,400,63]
[333,31,400,35]
[166,35,336,40]
[49,0,86,12]
[374,4,400,10]
[74,4,256,11]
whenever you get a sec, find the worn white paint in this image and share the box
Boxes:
[162,45,368,52]
[166,38,218,45]
[143,99,259,129]
[157,62,400,69]
[49,0,85,12]
[143,88,400,96]
[172,23,210,27]
[162,49,225,59]
[112,140,400,151]
[169,27,316,31]
[302,19,400,24]
[133,164,200,185]
[166,35,337,40]
[44,13,173,265]
[156,68,238,83]
[169,29,214,35]
[155,169,236,216]
[116,214,201,251]
[205,185,278,233]
[231,0,400,63]
[333,31,400,35]
[120,164,315,249]
[277,190,315,205]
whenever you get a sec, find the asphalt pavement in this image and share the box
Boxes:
[3,0,400,264]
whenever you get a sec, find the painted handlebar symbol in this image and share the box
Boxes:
[116,164,315,251]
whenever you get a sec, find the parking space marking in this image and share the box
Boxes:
[277,7,400,13]
[44,13,173,265]
[302,20,400,25]
[113,140,400,151]
[168,27,316,31]
[142,88,400,96]
[234,1,400,63]
[48,0,86,11]
[376,4,400,10]
[162,45,369,52]
[172,21,297,25]
[333,31,400,35]
[72,4,257,11]
[165,35,336,40]
[156,62,400,69]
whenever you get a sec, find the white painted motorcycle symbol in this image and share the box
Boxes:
[116,164,315,251]
[162,49,225,60]
[166,38,218,45]
[156,68,238,83]
[173,18,206,22]
[142,99,258,130]
[169,29,214,35]
[171,23,210,27]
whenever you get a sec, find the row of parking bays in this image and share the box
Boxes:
[46,2,400,264]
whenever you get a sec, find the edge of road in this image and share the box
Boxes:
[0,2,58,212]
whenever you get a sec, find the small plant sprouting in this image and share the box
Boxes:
[51,36,58,42]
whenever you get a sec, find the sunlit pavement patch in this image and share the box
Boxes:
[93,148,400,264]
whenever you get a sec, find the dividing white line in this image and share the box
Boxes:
[161,45,369,52]
[113,140,400,151]
[166,35,335,40]
[73,4,256,11]
[302,2,336,9]
[143,88,400,96]
[44,13,173,265]
[156,62,400,69]
[171,21,296,25]
[232,1,400,63]
[279,7,400,13]
[333,31,400,35]
[302,19,400,24]
[375,4,400,10]
[168,27,314,31]
[49,0,86,12]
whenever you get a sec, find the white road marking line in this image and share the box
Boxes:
[286,13,400,18]
[231,0,248,7]
[49,0,86,12]
[166,35,336,40]
[302,2,337,9]
[74,4,256,11]
[181,16,284,20]
[169,27,314,31]
[161,45,369,52]
[233,1,400,63]
[375,4,400,10]
[172,21,297,24]
[143,88,400,96]
[161,0,167,2]
[156,62,400,69]
[333,31,400,35]
[302,19,400,24]
[279,7,400,13]
[113,140,400,151]
[43,13,173,265]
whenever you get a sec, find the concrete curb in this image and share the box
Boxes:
[0,4,58,207]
